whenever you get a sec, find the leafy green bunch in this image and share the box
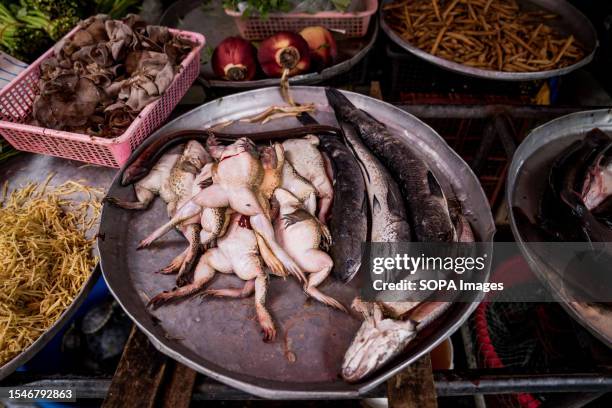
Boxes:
[15,6,80,41]
[95,0,142,19]
[222,0,352,16]
[0,1,143,62]
[24,0,142,20]
[0,2,50,61]
[223,0,292,17]
[25,0,82,18]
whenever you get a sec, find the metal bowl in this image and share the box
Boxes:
[98,86,495,398]
[0,154,115,381]
[381,0,598,81]
[507,109,612,347]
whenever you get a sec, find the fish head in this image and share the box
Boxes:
[325,87,354,118]
[342,315,416,383]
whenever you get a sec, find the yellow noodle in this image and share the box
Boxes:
[0,178,102,366]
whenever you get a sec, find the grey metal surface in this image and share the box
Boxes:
[381,0,598,81]
[0,154,116,381]
[98,86,495,399]
[507,108,612,347]
[160,0,378,88]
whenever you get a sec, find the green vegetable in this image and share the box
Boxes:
[95,0,142,19]
[0,3,50,61]
[330,0,351,13]
[222,0,351,16]
[22,0,82,18]
[222,0,292,18]
[0,0,144,63]
[16,8,79,41]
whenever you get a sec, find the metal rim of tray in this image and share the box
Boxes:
[159,0,379,89]
[380,0,598,81]
[0,266,100,381]
[99,86,495,398]
[506,108,612,348]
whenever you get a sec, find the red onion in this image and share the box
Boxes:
[212,37,257,81]
[257,31,311,78]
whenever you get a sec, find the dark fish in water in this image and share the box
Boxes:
[325,88,455,243]
[540,128,612,242]
[297,112,368,283]
[581,129,612,211]
[593,195,612,227]
[548,129,609,200]
[560,190,612,244]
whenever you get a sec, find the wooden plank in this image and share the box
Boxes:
[387,354,438,408]
[158,361,198,408]
[102,326,168,408]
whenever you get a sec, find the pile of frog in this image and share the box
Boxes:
[108,88,475,383]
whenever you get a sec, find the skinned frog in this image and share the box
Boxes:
[273,188,344,312]
[148,212,277,341]
[259,143,284,203]
[167,141,212,286]
[159,163,232,281]
[108,142,210,287]
[282,135,334,223]
[138,136,304,282]
[104,151,180,212]
[280,160,318,216]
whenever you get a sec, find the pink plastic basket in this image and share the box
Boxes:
[0,27,205,168]
[225,0,378,40]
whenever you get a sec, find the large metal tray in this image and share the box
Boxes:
[381,0,597,81]
[98,86,495,398]
[507,109,612,347]
[160,0,378,88]
[0,154,115,381]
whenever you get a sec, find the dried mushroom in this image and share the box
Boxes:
[32,14,194,138]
